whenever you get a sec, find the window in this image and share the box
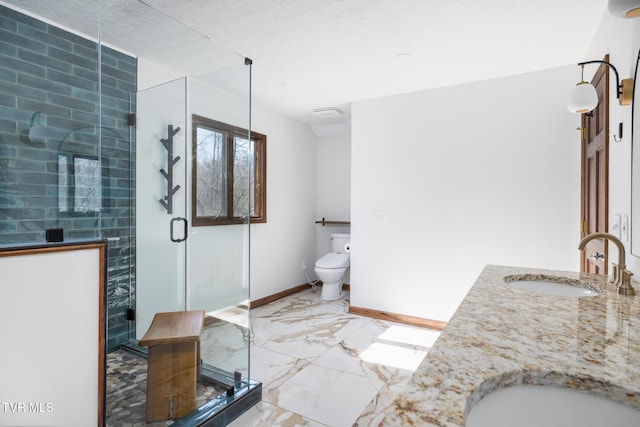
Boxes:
[58,154,101,214]
[192,115,266,226]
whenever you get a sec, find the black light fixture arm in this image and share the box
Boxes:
[578,60,623,98]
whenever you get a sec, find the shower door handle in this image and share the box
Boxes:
[170,217,188,242]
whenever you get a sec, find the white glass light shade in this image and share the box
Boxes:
[567,82,598,114]
[608,0,640,17]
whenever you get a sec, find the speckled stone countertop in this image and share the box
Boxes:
[380,264,640,426]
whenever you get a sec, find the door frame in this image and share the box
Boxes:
[580,55,610,273]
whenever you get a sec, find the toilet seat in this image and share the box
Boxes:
[315,252,349,269]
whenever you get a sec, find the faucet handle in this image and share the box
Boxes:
[619,269,635,296]
[610,263,636,296]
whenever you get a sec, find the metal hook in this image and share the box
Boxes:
[613,122,623,142]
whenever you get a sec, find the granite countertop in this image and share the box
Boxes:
[381,264,640,426]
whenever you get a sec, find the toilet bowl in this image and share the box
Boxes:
[315,233,350,300]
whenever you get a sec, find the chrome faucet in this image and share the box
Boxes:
[578,232,635,296]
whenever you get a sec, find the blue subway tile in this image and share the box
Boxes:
[0,27,46,54]
[18,22,72,52]
[47,92,96,113]
[48,45,97,71]
[0,118,16,133]
[0,93,16,107]
[0,40,17,57]
[17,98,72,119]
[18,73,71,96]
[19,48,73,74]
[47,68,97,92]
[2,55,46,78]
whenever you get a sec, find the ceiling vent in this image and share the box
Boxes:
[312,107,343,118]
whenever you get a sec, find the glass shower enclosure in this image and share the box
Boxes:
[104,1,259,424]
[0,0,259,424]
[134,67,257,422]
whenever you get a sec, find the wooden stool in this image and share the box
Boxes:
[139,310,204,422]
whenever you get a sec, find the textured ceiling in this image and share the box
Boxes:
[3,0,608,125]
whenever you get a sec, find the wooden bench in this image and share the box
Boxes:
[139,310,205,422]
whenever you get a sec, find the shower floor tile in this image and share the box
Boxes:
[105,349,225,426]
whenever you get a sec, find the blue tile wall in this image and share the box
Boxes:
[0,5,137,351]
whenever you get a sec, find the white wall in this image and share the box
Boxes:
[351,67,581,322]
[585,13,640,275]
[315,131,351,263]
[249,103,318,300]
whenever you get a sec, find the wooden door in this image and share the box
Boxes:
[580,58,609,273]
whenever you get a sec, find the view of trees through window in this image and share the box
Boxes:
[195,126,227,218]
[192,115,266,226]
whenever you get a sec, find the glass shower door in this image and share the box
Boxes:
[131,62,258,425]
[189,62,252,383]
[135,77,188,339]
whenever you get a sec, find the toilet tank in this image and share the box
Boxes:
[331,233,350,253]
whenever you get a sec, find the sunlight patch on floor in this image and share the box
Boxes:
[359,325,441,370]
[379,325,441,348]
[206,305,249,328]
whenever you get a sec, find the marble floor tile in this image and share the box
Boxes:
[200,320,249,372]
[255,314,370,360]
[106,287,440,426]
[227,401,327,427]
[227,287,441,427]
[311,339,398,383]
[263,364,386,427]
[247,346,311,395]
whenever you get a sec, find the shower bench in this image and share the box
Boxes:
[139,309,205,422]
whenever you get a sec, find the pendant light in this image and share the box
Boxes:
[567,60,634,114]
[567,64,598,113]
[608,0,640,18]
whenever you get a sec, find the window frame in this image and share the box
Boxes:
[191,114,266,226]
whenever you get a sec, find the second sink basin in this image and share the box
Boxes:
[504,274,600,297]
[466,385,640,427]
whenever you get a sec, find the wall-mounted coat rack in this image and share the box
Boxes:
[159,125,181,214]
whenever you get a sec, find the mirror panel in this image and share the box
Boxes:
[632,49,640,257]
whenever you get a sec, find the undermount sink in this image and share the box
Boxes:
[504,274,600,297]
[466,385,640,427]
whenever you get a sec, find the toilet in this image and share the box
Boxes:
[315,233,350,300]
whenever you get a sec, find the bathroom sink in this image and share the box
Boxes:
[466,385,640,427]
[504,275,600,297]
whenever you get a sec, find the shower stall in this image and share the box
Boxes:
[0,0,259,424]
